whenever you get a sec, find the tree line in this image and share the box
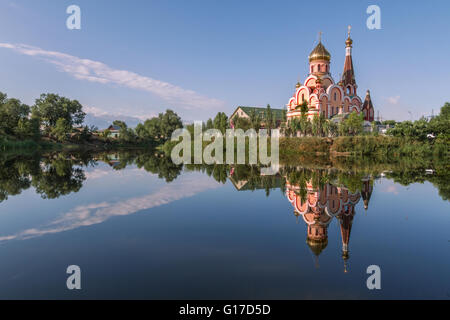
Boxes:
[386,103,449,142]
[0,91,184,146]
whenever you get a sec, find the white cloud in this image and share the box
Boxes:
[0,174,222,242]
[386,96,400,105]
[0,42,225,111]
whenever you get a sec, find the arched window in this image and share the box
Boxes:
[302,94,305,102]
[318,65,321,72]
[334,92,337,100]
[331,107,334,115]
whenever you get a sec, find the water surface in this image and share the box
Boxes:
[0,151,448,299]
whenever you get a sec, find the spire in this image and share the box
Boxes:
[339,210,354,264]
[346,25,353,47]
[361,180,373,209]
[341,25,356,87]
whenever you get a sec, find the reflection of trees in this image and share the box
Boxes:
[31,157,86,199]
[134,153,182,183]
[0,153,87,202]
[185,164,229,184]
[1,150,448,203]
[0,156,37,202]
[386,167,450,201]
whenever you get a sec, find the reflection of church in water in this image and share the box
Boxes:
[286,178,373,272]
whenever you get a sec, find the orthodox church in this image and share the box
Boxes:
[287,27,375,123]
[286,176,373,272]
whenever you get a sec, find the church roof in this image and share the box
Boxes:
[362,91,374,111]
[309,42,331,62]
[233,106,285,122]
[342,56,355,85]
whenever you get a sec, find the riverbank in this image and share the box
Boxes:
[280,136,448,158]
[161,135,449,161]
[0,137,157,153]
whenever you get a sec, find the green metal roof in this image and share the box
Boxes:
[234,106,285,121]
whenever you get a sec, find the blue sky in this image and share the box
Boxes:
[0,0,449,124]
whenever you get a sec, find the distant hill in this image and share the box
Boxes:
[83,113,143,129]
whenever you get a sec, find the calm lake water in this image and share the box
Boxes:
[0,151,448,299]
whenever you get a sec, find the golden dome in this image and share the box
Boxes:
[309,42,331,62]
[296,82,302,88]
[306,238,328,256]
[346,37,353,47]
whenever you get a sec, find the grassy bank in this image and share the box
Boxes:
[163,135,448,161]
[0,138,61,152]
[0,136,158,154]
[280,136,448,160]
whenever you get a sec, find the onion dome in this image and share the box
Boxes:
[309,42,331,62]
[346,25,353,47]
[346,37,353,47]
[307,238,328,256]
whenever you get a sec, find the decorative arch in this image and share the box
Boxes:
[327,85,344,102]
[342,97,352,113]
[304,75,318,88]
[351,96,362,107]
[309,93,319,108]
[351,105,360,113]
[295,86,310,105]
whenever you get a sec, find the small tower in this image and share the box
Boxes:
[361,179,374,210]
[341,26,357,96]
[362,90,375,122]
[338,207,355,272]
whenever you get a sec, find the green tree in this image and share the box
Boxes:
[113,120,128,130]
[32,94,85,133]
[312,114,320,136]
[159,109,183,140]
[342,111,364,136]
[328,120,338,137]
[206,118,214,130]
[15,117,41,140]
[265,104,274,132]
[135,123,148,140]
[213,112,229,134]
[51,118,71,142]
[295,101,309,136]
[144,117,162,139]
[118,126,137,143]
[322,119,330,137]
[235,116,252,131]
[249,109,261,131]
[0,94,31,136]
